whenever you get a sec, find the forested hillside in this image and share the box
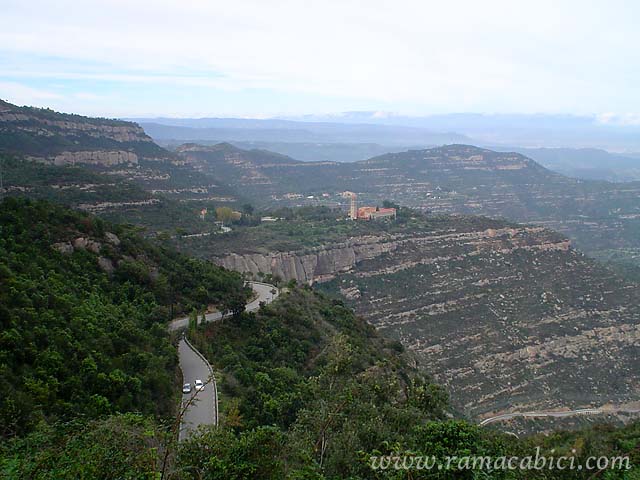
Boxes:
[2,284,638,478]
[0,153,241,235]
[0,100,243,236]
[0,198,249,437]
[0,99,168,161]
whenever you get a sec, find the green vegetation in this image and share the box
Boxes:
[0,155,241,236]
[0,198,249,437]
[190,288,448,429]
[3,285,637,478]
[0,155,151,205]
[0,192,638,478]
[178,205,514,257]
[0,100,168,158]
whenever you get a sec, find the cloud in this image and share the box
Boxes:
[596,113,640,127]
[1,0,639,116]
[0,81,62,105]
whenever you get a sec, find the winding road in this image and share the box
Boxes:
[168,282,277,332]
[480,406,640,426]
[170,282,278,440]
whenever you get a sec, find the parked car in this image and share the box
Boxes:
[194,379,204,391]
[182,383,192,394]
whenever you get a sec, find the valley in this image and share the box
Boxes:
[3,102,640,428]
[187,209,640,421]
[4,3,640,476]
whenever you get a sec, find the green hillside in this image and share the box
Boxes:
[2,282,638,478]
[0,153,242,235]
[0,198,249,437]
[0,100,243,236]
[0,100,168,159]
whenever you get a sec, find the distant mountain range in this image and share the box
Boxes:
[500,147,640,182]
[129,111,640,153]
[132,112,640,182]
[130,117,473,146]
[279,111,640,151]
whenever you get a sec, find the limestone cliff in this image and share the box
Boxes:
[49,150,139,166]
[217,234,394,284]
[212,220,640,420]
[0,99,170,166]
[214,226,570,284]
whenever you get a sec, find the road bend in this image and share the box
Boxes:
[172,281,278,440]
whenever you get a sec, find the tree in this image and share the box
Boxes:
[189,309,198,332]
[225,292,247,318]
[382,199,400,210]
[215,206,234,225]
[241,203,255,216]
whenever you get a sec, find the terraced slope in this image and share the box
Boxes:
[177,143,640,264]
[0,101,240,233]
[0,99,168,164]
[350,146,640,258]
[176,142,345,201]
[318,224,640,419]
[198,212,640,419]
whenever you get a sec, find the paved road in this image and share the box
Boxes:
[244,282,278,314]
[173,282,278,440]
[480,406,640,426]
[178,338,217,440]
[169,281,278,331]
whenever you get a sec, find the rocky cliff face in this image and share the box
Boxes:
[215,226,570,285]
[214,220,640,422]
[0,99,166,166]
[316,224,640,420]
[49,150,139,166]
[0,109,152,143]
[217,234,398,284]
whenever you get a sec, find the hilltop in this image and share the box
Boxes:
[0,99,169,165]
[176,143,640,267]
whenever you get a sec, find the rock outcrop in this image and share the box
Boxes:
[215,226,570,285]
[50,150,138,166]
[217,234,396,284]
[212,219,640,421]
[0,99,170,167]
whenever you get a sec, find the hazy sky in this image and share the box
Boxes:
[1,0,639,120]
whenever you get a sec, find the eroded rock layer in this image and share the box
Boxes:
[215,222,640,419]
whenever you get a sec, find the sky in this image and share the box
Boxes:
[1,0,639,120]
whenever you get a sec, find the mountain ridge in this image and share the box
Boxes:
[0,99,171,166]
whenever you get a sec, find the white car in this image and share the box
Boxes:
[182,383,192,394]
[194,379,204,391]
